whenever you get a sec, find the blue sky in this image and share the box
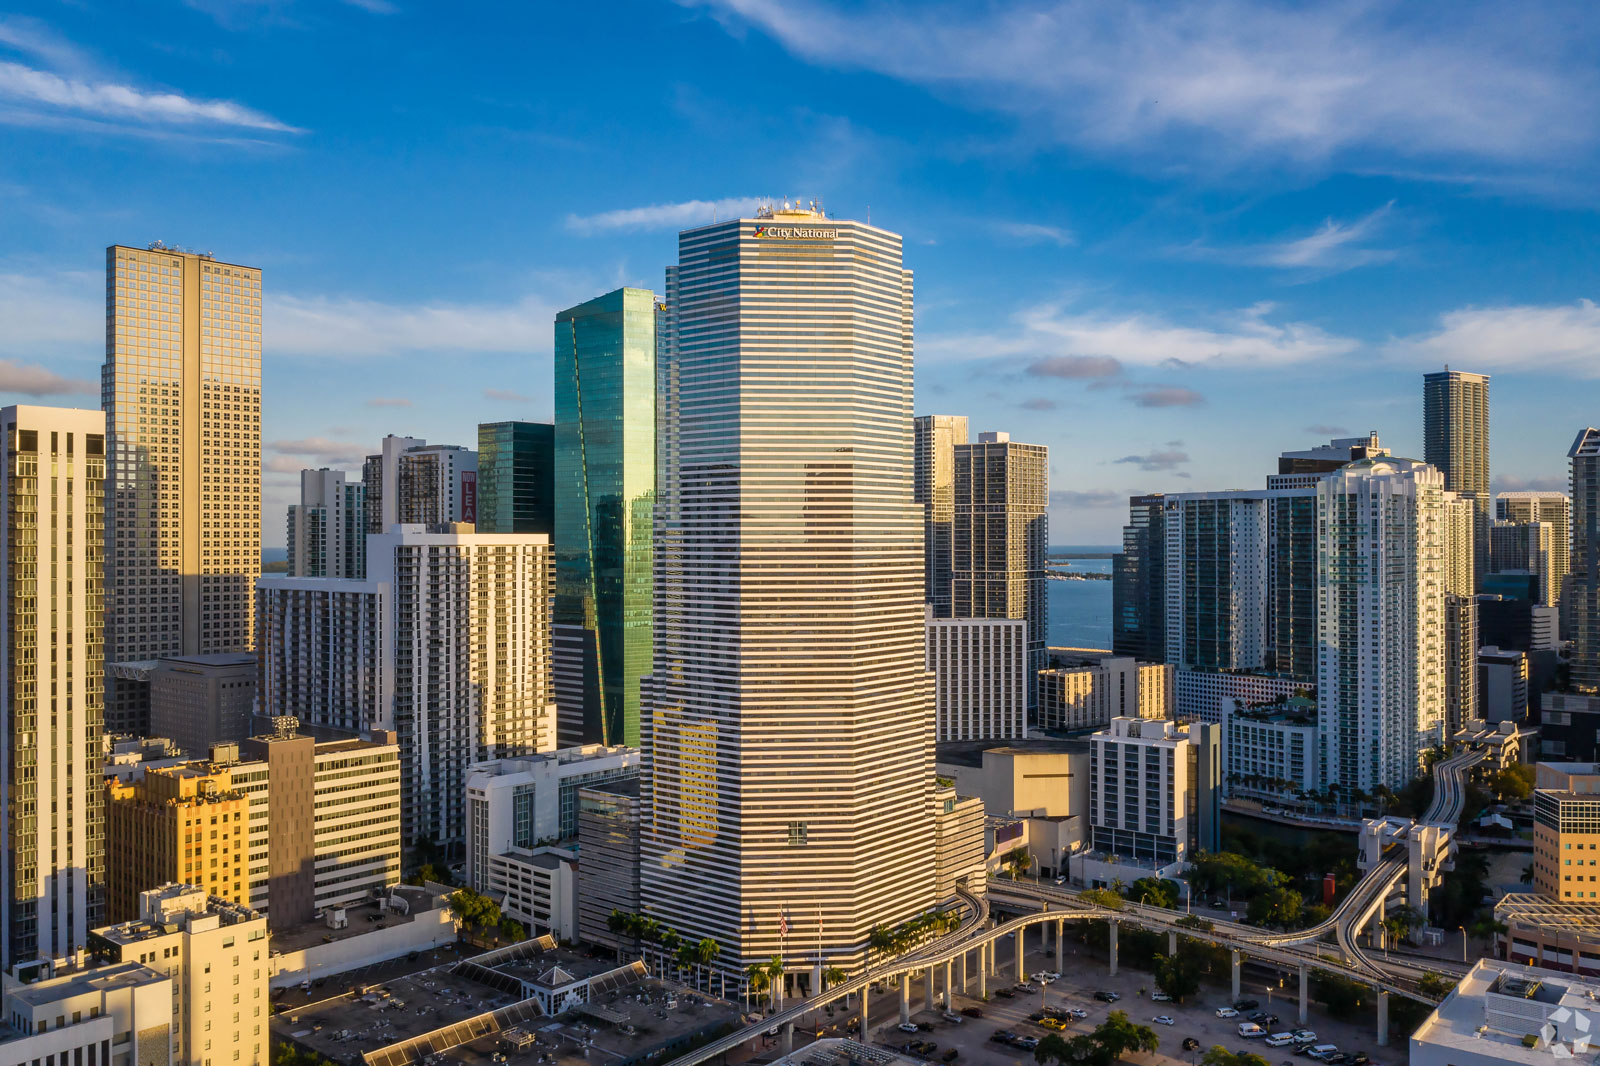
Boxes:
[3,0,1599,545]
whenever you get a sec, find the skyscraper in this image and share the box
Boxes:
[477,421,555,535]
[553,288,656,748]
[1,406,107,970]
[1424,369,1490,579]
[952,432,1049,708]
[102,244,261,732]
[1570,428,1600,693]
[287,467,365,579]
[914,414,968,617]
[361,435,477,533]
[1112,493,1165,663]
[1315,458,1446,792]
[1162,491,1268,672]
[1498,491,1572,606]
[642,205,935,982]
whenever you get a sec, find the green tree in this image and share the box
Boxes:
[1246,886,1302,929]
[1418,972,1456,997]
[1201,1048,1269,1066]
[745,963,771,1008]
[1382,905,1424,946]
[498,918,527,943]
[1490,764,1536,803]
[1035,1011,1158,1066]
[448,888,502,931]
[823,966,847,990]
[1154,940,1205,1003]
[1005,846,1033,880]
[1128,877,1180,909]
[1080,888,1124,911]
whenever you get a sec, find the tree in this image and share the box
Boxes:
[745,963,771,1008]
[1382,905,1424,946]
[498,918,527,943]
[1005,846,1033,880]
[1418,972,1457,998]
[823,966,847,990]
[1155,940,1205,1003]
[448,888,502,932]
[1080,888,1124,911]
[1246,886,1302,929]
[1201,1048,1269,1066]
[1035,1012,1157,1066]
[1128,877,1180,909]
[1490,764,1536,803]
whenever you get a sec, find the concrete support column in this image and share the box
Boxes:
[1377,991,1390,1047]
[1108,920,1119,978]
[960,951,967,992]
[978,952,988,999]
[782,1023,793,1055]
[1055,920,1064,972]
[1230,950,1242,1002]
[944,960,953,1008]
[1016,929,1025,981]
[900,973,911,1024]
[861,989,869,1040]
[1168,931,1178,956]
[1374,896,1387,950]
[1298,966,1309,1026]
[925,967,934,1011]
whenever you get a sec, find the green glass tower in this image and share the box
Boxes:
[554,287,656,748]
[477,420,554,534]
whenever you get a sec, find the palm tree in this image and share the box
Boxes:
[823,966,848,991]
[746,963,771,1011]
[868,925,895,963]
[766,955,785,1008]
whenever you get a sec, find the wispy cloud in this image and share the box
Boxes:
[366,396,412,408]
[685,0,1599,174]
[0,358,96,397]
[1018,396,1057,410]
[1305,423,1349,436]
[484,388,533,403]
[1127,386,1204,408]
[270,291,555,358]
[1051,488,1124,508]
[566,196,761,234]
[1114,448,1191,472]
[1026,355,1121,379]
[996,221,1074,246]
[1174,203,1398,274]
[1392,299,1600,378]
[267,436,368,469]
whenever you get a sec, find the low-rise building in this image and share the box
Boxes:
[1221,695,1320,800]
[0,962,174,1066]
[1036,649,1172,732]
[1531,763,1600,903]
[934,738,1088,877]
[105,765,251,922]
[576,779,640,951]
[926,612,1026,740]
[1411,959,1600,1066]
[484,847,577,940]
[148,654,256,756]
[1174,668,1305,724]
[934,788,986,899]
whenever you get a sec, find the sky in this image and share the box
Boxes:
[3,0,1600,546]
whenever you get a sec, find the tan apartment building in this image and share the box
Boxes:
[106,765,250,922]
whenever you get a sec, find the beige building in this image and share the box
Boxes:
[1,406,108,971]
[935,739,1091,875]
[103,245,260,736]
[105,765,250,922]
[0,960,174,1066]
[1499,491,1571,606]
[914,415,968,618]
[926,612,1026,740]
[88,885,267,1066]
[933,788,986,899]
[1037,649,1171,731]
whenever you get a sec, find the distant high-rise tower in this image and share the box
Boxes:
[914,415,968,617]
[553,288,656,749]
[477,421,554,535]
[287,467,365,579]
[1,406,107,970]
[952,432,1049,708]
[102,244,261,733]
[1424,369,1490,579]
[361,435,477,533]
[1163,491,1268,673]
[643,205,936,982]
[1112,494,1165,663]
[1570,428,1600,693]
[1498,491,1572,607]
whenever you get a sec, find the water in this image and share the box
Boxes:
[1047,546,1115,650]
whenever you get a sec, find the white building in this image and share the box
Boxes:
[1072,717,1195,886]
[1411,959,1600,1066]
[1174,668,1304,725]
[483,847,577,941]
[1037,650,1172,731]
[1162,491,1269,671]
[1315,458,1446,792]
[1221,695,1321,799]
[87,885,267,1066]
[362,436,478,533]
[464,745,639,893]
[0,961,173,1066]
[287,467,365,579]
[926,611,1026,740]
[1,406,107,971]
[257,524,556,850]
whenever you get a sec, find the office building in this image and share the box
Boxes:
[1444,594,1480,733]
[0,958,173,1066]
[934,739,1089,877]
[553,288,656,749]
[914,415,969,617]
[1410,959,1600,1066]
[933,788,987,900]
[1163,491,1269,671]
[1491,520,1557,605]
[952,432,1049,706]
[1499,491,1571,606]
[102,244,260,737]
[257,525,556,850]
[1174,668,1304,724]
[1112,494,1165,663]
[926,612,1026,741]
[476,421,554,535]
[1316,458,1446,792]
[1424,369,1490,582]
[147,653,254,756]
[1571,428,1600,693]
[105,764,249,923]
[1531,763,1600,903]
[1036,650,1172,732]
[1479,646,1531,723]
[1,406,107,972]
[464,745,638,895]
[1221,695,1320,800]
[643,204,937,980]
[361,436,477,533]
[87,884,267,1066]
[576,779,641,951]
[1540,694,1600,762]
[286,467,364,580]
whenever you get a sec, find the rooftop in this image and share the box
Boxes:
[5,962,167,1010]
[268,886,444,954]
[1231,694,1317,724]
[1412,958,1600,1063]
[935,738,1088,768]
[157,653,256,670]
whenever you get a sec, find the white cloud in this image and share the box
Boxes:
[996,221,1074,246]
[566,196,761,234]
[0,270,101,351]
[267,436,368,469]
[484,388,533,403]
[268,291,555,358]
[923,300,1356,368]
[1176,203,1398,273]
[366,396,412,408]
[0,61,299,133]
[1395,300,1600,378]
[0,358,96,396]
[686,0,1598,170]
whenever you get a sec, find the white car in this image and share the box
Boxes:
[1265,1034,1294,1047]
[1292,1030,1317,1043]
[1237,1023,1266,1039]
[1040,971,1061,980]
[1150,992,1172,1002]
[1215,1007,1239,1018]
[1064,1008,1088,1019]
[1152,1016,1175,1026]
[942,1012,964,1024]
[897,1023,919,1033]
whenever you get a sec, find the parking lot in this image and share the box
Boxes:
[852,936,1401,1066]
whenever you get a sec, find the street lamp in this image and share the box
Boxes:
[1460,925,1468,963]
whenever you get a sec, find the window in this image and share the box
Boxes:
[787,822,808,846]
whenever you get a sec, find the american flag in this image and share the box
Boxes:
[778,912,789,936]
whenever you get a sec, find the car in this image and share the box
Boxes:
[1266,1034,1295,1048]
[1094,991,1121,1002]
[960,1007,983,1019]
[1347,1054,1369,1065]
[941,1051,958,1063]
[1306,1045,1340,1062]
[1215,1007,1239,1018]
[1250,1011,1270,1022]
[1040,971,1061,979]
[1029,1012,1048,1023]
[1054,876,1067,885]
[1038,1018,1068,1031]
[990,1031,1016,1045]
[942,1012,964,1024]
[1238,1023,1267,1039]
[1013,1037,1040,1051]
[1037,975,1057,985]
[1235,999,1260,1011]
[1064,1008,1089,1020]
[1015,983,1038,993]
[1292,1031,1317,1044]
[1181,1038,1201,1052]
[1152,1016,1175,1026]
[1150,991,1172,1002]
[919,1042,939,1055]
[898,1023,920,1034]
[995,988,1015,998]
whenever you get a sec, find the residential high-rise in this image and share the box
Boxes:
[1571,428,1600,693]
[1490,520,1556,605]
[361,436,477,533]
[1162,491,1269,672]
[1499,491,1572,606]
[102,245,261,733]
[1444,594,1480,733]
[477,421,555,535]
[1315,457,1446,792]
[553,288,656,748]
[287,467,365,579]
[643,205,936,982]
[1,406,107,971]
[925,612,1026,740]
[952,431,1049,708]
[1424,368,1490,579]
[1111,493,1165,662]
[257,525,556,852]
[914,415,969,617]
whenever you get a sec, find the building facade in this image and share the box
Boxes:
[102,245,260,737]
[148,653,255,756]
[1112,494,1166,663]
[643,205,937,980]
[287,467,364,580]
[1424,368,1490,579]
[1,406,107,972]
[553,288,656,749]
[0,960,173,1066]
[476,421,554,535]
[914,415,968,618]
[1036,651,1171,732]
[952,432,1049,707]
[1163,491,1268,671]
[1444,594,1480,734]
[575,779,640,951]
[925,613,1026,741]
[1570,428,1600,693]
[1075,717,1194,885]
[1498,491,1572,606]
[361,436,477,533]
[105,765,249,923]
[1221,695,1320,799]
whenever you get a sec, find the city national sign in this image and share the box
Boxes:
[754,225,837,240]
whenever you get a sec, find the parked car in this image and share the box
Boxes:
[898,1023,920,1034]
[1094,991,1121,1002]
[1266,1034,1295,1047]
[942,1012,964,1024]
[1306,1045,1340,1061]
[1150,991,1172,1002]
[1237,1023,1266,1039]
[1235,999,1260,1011]
[960,1007,983,1019]
[1292,1030,1317,1044]
[1182,1038,1201,1052]
[1064,1008,1089,1019]
[1015,983,1038,993]
[991,1031,1017,1045]
[1152,1016,1175,1026]
[995,988,1015,998]
[1215,1007,1239,1018]
[1013,1037,1040,1051]
[1038,1018,1068,1032]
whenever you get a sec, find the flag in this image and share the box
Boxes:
[779,912,789,936]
